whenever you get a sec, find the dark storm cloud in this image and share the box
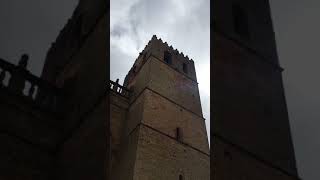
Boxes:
[0,0,78,76]
[270,0,320,179]
[110,0,210,142]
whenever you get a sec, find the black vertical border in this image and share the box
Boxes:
[106,0,111,179]
[210,1,214,179]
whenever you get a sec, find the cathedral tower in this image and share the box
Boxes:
[213,0,300,179]
[112,36,210,179]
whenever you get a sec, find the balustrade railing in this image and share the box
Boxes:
[0,57,131,111]
[109,79,130,98]
[0,58,62,112]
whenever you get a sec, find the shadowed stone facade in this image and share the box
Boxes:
[110,35,210,179]
[0,0,107,179]
[213,0,301,179]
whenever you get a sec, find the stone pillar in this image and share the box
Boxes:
[8,54,29,94]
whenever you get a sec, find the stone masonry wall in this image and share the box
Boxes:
[142,89,209,154]
[213,30,297,175]
[110,90,129,152]
[213,0,279,63]
[0,134,55,180]
[111,124,140,180]
[132,125,210,180]
[55,12,108,180]
[148,57,203,116]
[110,88,130,174]
[126,56,203,117]
[121,35,210,179]
[56,95,107,180]
[55,13,107,132]
[41,0,107,83]
[212,137,299,180]
[0,84,62,180]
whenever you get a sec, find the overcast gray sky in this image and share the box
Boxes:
[110,0,211,144]
[0,1,319,180]
[0,0,78,76]
[270,1,320,180]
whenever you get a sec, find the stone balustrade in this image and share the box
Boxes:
[109,79,130,98]
[0,57,62,112]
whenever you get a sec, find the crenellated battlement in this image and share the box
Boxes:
[123,35,198,88]
[148,35,194,62]
[131,34,195,64]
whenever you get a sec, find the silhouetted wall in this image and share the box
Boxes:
[213,0,298,178]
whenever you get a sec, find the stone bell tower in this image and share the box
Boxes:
[112,35,210,179]
[213,0,300,179]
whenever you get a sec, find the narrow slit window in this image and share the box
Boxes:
[176,128,182,141]
[232,4,250,39]
[182,63,188,74]
[179,175,184,180]
[164,51,172,64]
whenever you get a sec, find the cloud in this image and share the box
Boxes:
[111,0,210,143]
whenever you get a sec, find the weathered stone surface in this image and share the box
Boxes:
[212,137,299,180]
[110,34,210,179]
[56,95,107,180]
[142,89,209,154]
[133,125,209,180]
[212,0,299,179]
